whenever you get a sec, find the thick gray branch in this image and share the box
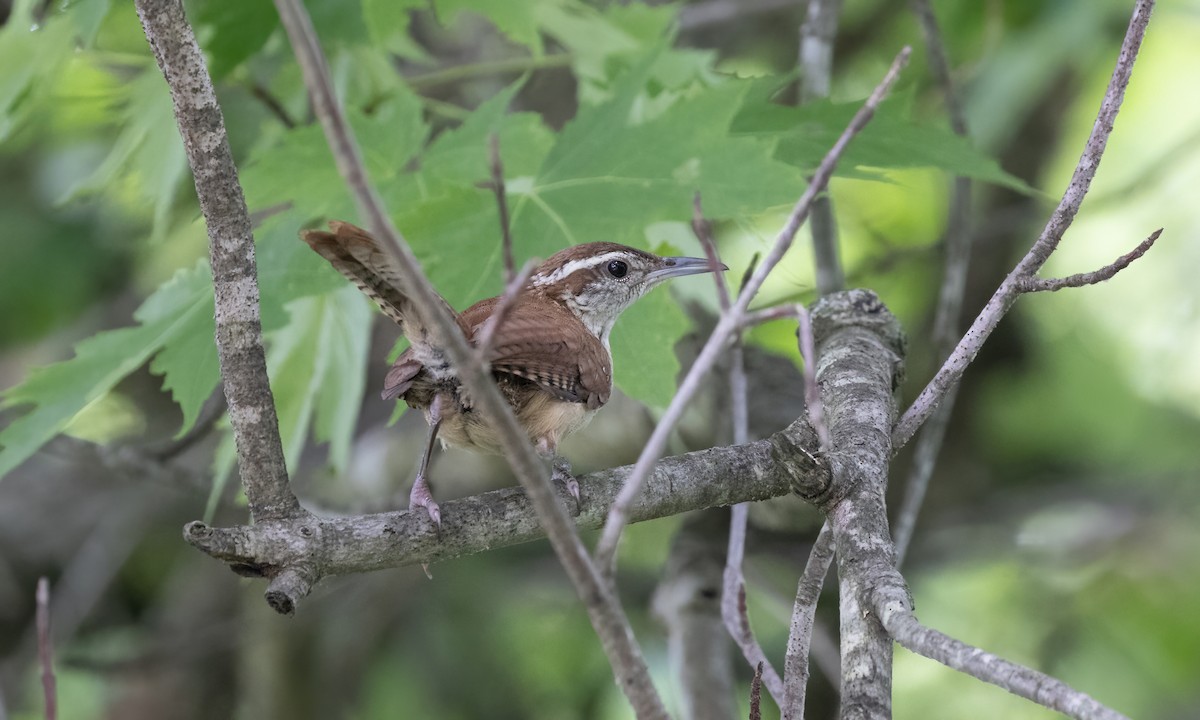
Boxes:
[184,420,826,577]
[809,290,905,720]
[135,0,300,522]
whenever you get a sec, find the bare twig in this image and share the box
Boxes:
[595,46,912,572]
[135,0,301,523]
[146,389,227,461]
[794,305,830,451]
[781,522,834,720]
[892,0,1157,449]
[270,0,666,713]
[893,0,974,566]
[489,134,516,285]
[721,513,784,706]
[695,195,781,702]
[248,81,297,129]
[474,258,539,358]
[1015,229,1162,293]
[692,193,732,311]
[36,578,56,720]
[873,586,1131,720]
[405,53,572,89]
[749,662,764,720]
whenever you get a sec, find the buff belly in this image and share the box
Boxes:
[431,393,596,455]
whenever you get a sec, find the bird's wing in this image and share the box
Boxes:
[466,299,612,409]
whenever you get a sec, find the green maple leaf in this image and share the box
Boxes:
[0,262,217,480]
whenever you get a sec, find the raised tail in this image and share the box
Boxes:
[300,221,419,329]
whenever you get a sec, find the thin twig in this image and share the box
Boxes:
[405,53,572,89]
[594,46,912,573]
[692,193,732,312]
[270,0,667,713]
[1015,229,1162,292]
[781,522,834,720]
[248,80,297,129]
[721,503,784,705]
[474,259,539,358]
[749,661,764,720]
[695,195,779,701]
[135,0,301,523]
[36,578,56,720]
[874,591,1131,720]
[892,0,1157,449]
[779,301,834,720]
[893,0,974,566]
[794,305,830,451]
[740,305,798,328]
[489,134,516,286]
[721,578,784,704]
[146,389,227,461]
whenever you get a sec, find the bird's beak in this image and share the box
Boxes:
[647,256,728,283]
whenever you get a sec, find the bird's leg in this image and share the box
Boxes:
[410,395,444,530]
[536,435,580,513]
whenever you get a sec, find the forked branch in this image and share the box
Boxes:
[893,0,1158,449]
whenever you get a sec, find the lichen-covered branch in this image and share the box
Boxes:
[807,290,905,719]
[184,418,826,579]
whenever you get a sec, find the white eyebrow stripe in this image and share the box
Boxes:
[531,251,629,287]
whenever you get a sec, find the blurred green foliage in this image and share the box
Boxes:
[1,0,1198,718]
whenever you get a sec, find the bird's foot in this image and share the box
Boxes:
[551,456,581,514]
[409,473,442,533]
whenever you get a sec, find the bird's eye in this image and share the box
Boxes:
[607,260,628,278]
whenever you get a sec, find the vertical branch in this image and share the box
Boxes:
[489,133,516,285]
[694,197,783,703]
[781,524,834,720]
[651,510,737,720]
[781,303,834,719]
[807,290,905,719]
[135,0,300,523]
[892,0,974,564]
[749,662,765,720]
[270,0,667,715]
[36,578,56,720]
[799,0,845,296]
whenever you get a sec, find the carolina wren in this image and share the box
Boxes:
[301,221,725,525]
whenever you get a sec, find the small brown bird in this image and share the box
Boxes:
[301,221,724,525]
